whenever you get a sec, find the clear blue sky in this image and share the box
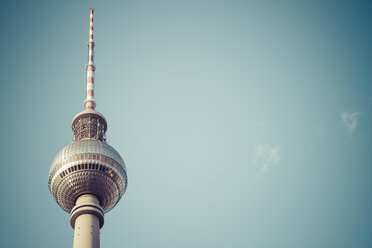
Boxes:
[0,0,371,247]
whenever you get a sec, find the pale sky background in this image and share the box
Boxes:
[1,0,372,247]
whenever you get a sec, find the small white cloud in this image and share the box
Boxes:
[340,109,361,134]
[252,144,280,176]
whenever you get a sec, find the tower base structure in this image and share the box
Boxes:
[70,195,104,248]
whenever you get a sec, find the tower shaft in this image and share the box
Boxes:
[71,195,104,248]
[73,214,100,248]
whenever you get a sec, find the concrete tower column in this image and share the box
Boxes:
[70,194,104,248]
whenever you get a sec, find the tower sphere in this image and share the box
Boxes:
[48,110,128,213]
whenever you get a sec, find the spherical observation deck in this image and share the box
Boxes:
[48,139,127,213]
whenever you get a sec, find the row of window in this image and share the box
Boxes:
[59,153,122,172]
[59,163,123,189]
[72,117,105,140]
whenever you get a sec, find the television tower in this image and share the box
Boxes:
[48,9,127,248]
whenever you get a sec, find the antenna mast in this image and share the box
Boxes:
[85,8,96,110]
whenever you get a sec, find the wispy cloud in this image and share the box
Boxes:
[340,109,361,134]
[252,144,280,176]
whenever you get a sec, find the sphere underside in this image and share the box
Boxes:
[48,140,127,213]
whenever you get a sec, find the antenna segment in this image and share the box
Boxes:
[85,8,96,110]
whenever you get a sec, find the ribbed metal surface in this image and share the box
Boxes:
[72,110,107,141]
[48,139,127,213]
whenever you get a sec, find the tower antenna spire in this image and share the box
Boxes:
[85,8,96,110]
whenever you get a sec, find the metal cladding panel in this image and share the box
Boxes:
[48,139,127,213]
[50,140,126,175]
